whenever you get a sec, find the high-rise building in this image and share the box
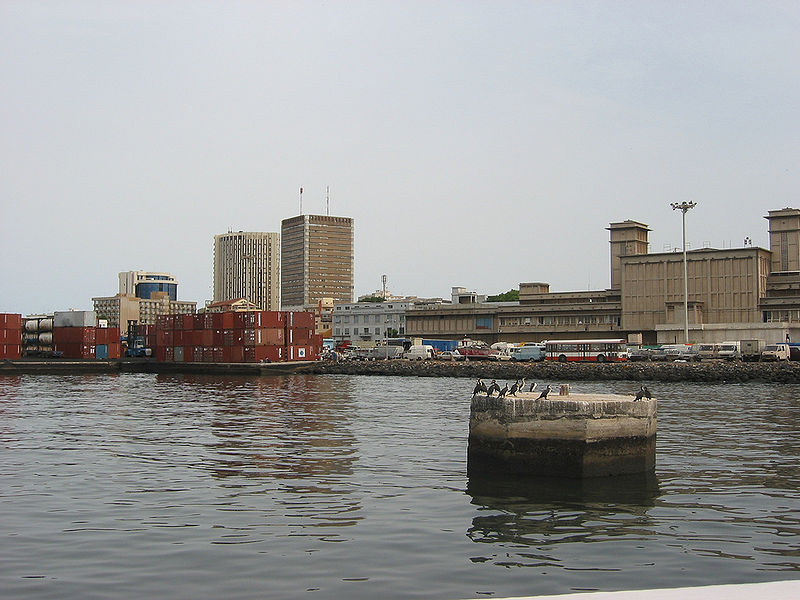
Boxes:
[213,231,281,310]
[280,215,354,309]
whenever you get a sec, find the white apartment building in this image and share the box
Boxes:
[213,231,280,311]
[332,301,409,344]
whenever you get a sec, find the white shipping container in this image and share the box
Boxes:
[54,310,97,328]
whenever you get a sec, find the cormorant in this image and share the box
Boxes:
[486,380,500,397]
[537,384,551,399]
[634,385,653,401]
[528,381,537,392]
[509,380,520,396]
[473,379,487,396]
[497,383,509,398]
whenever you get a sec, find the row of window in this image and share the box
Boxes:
[334,314,405,324]
[333,327,405,337]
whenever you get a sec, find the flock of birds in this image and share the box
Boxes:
[472,378,653,402]
[472,378,551,399]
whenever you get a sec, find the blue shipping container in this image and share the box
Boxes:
[96,344,109,360]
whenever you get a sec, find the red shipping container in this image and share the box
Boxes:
[182,314,194,330]
[244,345,282,363]
[212,347,223,363]
[0,344,21,359]
[53,327,96,345]
[0,328,22,344]
[173,330,185,346]
[0,314,23,329]
[184,346,195,362]
[221,312,235,329]
[242,328,284,346]
[155,347,167,362]
[288,327,312,344]
[286,311,315,329]
[223,345,245,363]
[197,330,213,346]
[55,343,95,359]
[108,342,121,359]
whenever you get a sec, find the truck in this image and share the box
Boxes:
[716,341,741,360]
[740,340,762,362]
[761,342,790,361]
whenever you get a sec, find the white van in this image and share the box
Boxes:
[406,344,434,360]
[716,342,741,360]
[761,343,790,361]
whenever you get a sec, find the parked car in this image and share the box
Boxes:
[627,348,652,362]
[437,350,464,361]
[510,345,546,362]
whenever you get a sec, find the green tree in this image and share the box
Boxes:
[487,289,519,302]
[359,296,386,303]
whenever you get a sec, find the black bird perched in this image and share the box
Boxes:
[509,380,520,396]
[634,385,652,401]
[497,383,509,398]
[486,380,500,397]
[537,384,551,399]
[473,379,488,396]
[528,381,537,392]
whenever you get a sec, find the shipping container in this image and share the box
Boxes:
[0,344,21,359]
[0,314,22,329]
[185,346,196,363]
[242,328,284,346]
[174,346,184,362]
[286,311,315,330]
[108,342,121,359]
[244,345,283,363]
[54,343,95,359]
[235,311,285,329]
[182,314,194,330]
[221,312,235,329]
[96,344,109,360]
[53,327,96,345]
[54,310,96,328]
[222,345,245,363]
[0,328,22,344]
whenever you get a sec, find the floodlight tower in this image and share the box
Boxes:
[670,201,697,344]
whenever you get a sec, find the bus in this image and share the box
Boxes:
[545,339,629,363]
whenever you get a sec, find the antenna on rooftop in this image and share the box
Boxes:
[382,274,388,299]
[299,187,303,215]
[326,186,330,216]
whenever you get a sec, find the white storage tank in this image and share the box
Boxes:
[38,332,53,345]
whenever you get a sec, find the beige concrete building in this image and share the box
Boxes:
[406,207,800,346]
[93,293,196,330]
[213,231,280,311]
[280,214,354,309]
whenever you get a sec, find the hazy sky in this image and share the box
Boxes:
[2,1,798,314]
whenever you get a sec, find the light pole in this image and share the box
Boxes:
[670,201,697,344]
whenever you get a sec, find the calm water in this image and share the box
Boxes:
[0,373,798,599]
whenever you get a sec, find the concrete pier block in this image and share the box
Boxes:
[468,392,656,478]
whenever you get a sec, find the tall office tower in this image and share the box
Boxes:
[281,214,354,309]
[213,231,281,310]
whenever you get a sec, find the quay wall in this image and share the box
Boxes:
[299,359,800,382]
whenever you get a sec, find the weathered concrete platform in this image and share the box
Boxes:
[468,392,657,478]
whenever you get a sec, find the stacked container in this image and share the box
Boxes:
[154,310,321,363]
[0,313,22,359]
[95,326,121,360]
[53,310,96,359]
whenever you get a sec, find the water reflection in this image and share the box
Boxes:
[465,472,661,568]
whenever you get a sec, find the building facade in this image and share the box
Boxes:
[119,271,178,301]
[406,207,800,346]
[332,300,409,344]
[281,215,354,309]
[213,231,280,311]
[94,270,195,330]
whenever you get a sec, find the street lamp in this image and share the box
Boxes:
[670,201,697,344]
